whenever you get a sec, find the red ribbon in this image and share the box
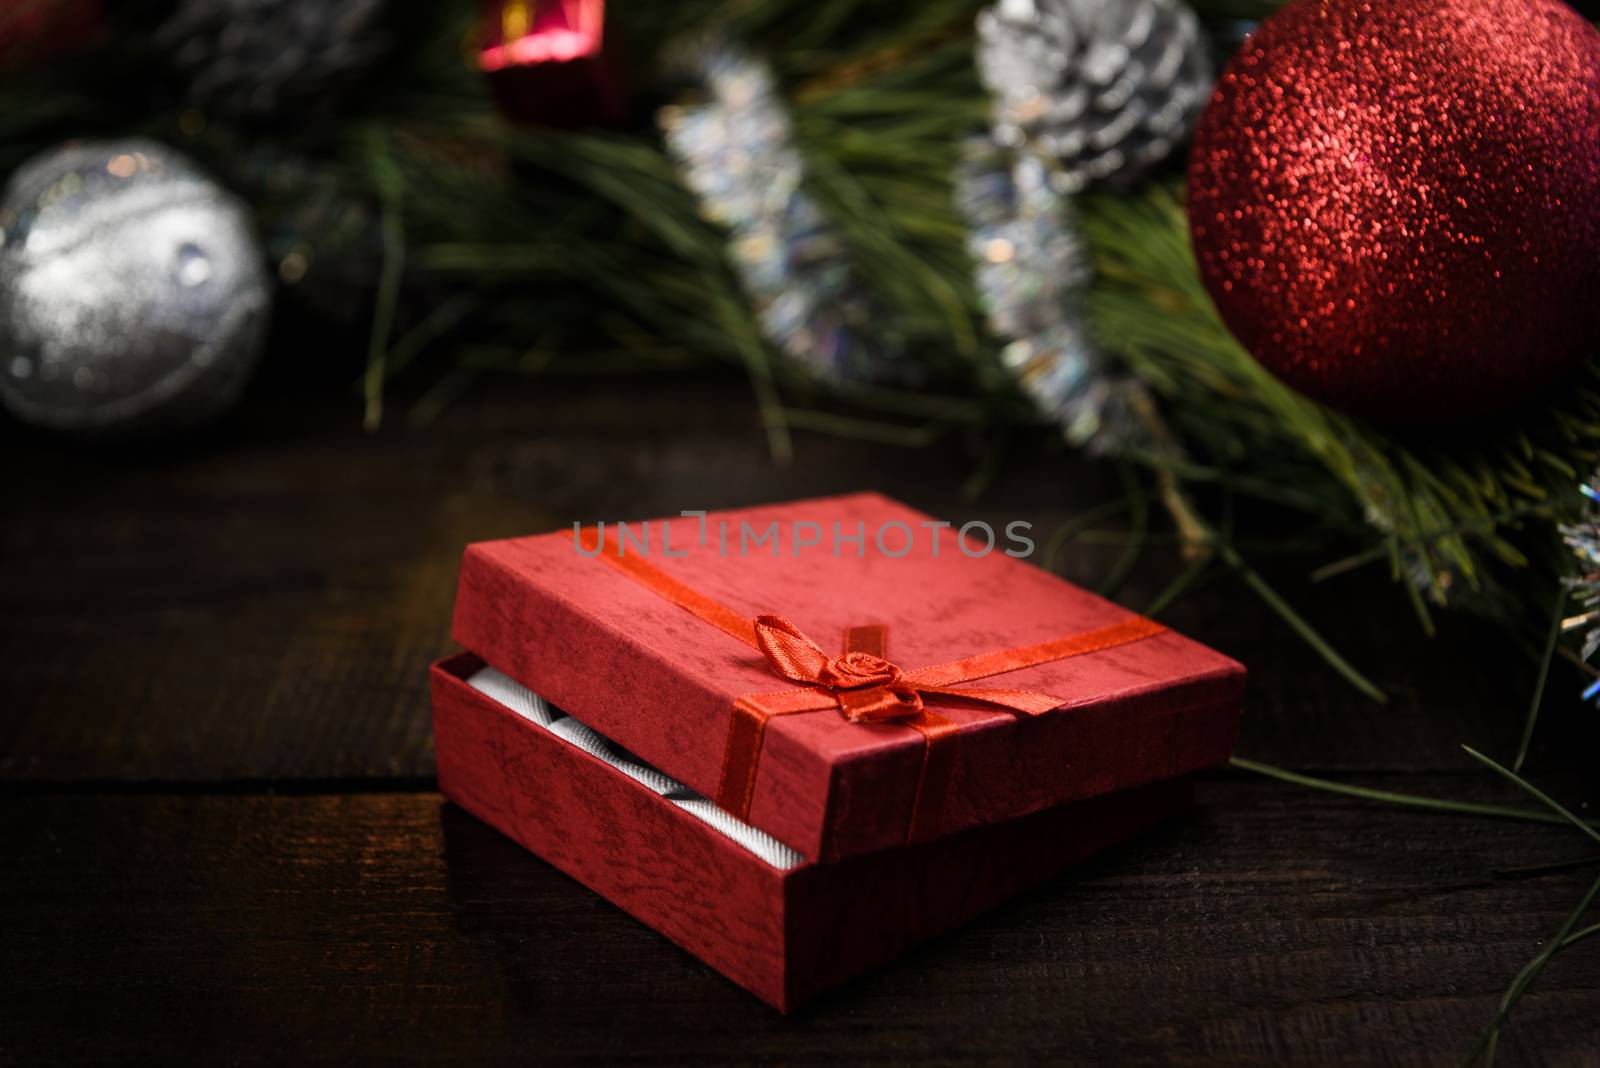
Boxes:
[754,616,926,722]
[568,525,1167,844]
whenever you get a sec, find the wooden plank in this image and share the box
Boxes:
[1,375,1587,783]
[0,376,1110,784]
[2,781,1597,1063]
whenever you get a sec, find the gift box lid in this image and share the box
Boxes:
[451,492,1245,863]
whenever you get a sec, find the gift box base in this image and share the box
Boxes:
[432,653,1195,1012]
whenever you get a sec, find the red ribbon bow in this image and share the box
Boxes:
[568,524,1168,844]
[732,613,1109,843]
[750,613,1083,729]
[753,616,925,723]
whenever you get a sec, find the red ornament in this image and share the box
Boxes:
[479,0,625,128]
[1187,0,1600,423]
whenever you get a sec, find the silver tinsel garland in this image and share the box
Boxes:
[955,137,1130,452]
[1560,477,1600,699]
[658,41,905,384]
[976,0,1213,193]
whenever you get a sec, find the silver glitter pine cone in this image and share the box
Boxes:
[976,0,1213,192]
[0,140,273,434]
[156,0,388,117]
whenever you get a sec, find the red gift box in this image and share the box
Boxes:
[433,492,1245,1009]
[478,0,626,128]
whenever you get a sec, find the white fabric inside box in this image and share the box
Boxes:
[465,666,805,871]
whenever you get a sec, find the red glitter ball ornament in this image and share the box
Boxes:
[1187,0,1600,423]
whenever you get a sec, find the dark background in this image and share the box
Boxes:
[4,352,1599,1064]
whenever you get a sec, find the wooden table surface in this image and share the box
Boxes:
[4,368,1598,1065]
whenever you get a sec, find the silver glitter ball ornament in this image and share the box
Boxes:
[0,141,272,433]
[976,0,1213,192]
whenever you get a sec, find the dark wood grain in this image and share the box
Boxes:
[3,780,1597,1065]
[1,374,1582,785]
[4,370,1599,1063]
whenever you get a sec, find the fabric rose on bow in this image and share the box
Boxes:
[753,615,925,722]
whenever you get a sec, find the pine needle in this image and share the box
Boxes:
[1218,541,1387,703]
[1231,758,1600,832]
[1097,463,1150,598]
[362,130,406,433]
[1456,749,1600,1066]
[1042,499,1132,575]
[1144,550,1215,617]
[1493,856,1600,881]
[1461,748,1600,849]
[777,407,944,447]
[1468,875,1600,1066]
[1514,586,1567,772]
